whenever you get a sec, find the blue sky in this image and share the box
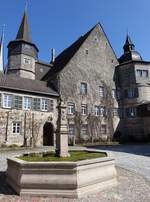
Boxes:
[0,0,150,63]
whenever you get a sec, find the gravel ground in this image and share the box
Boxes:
[0,145,150,202]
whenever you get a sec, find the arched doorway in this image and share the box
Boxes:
[43,122,54,146]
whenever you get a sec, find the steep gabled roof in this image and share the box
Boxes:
[0,73,58,97]
[42,24,97,80]
[16,11,32,43]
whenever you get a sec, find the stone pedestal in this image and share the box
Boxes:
[56,100,70,157]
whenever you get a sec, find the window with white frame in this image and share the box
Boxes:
[100,106,106,117]
[126,107,137,118]
[80,83,87,95]
[81,104,87,115]
[12,122,21,134]
[23,97,32,110]
[136,69,148,78]
[99,86,105,97]
[69,125,75,136]
[3,94,13,108]
[68,103,75,115]
[24,58,31,65]
[41,99,48,111]
[95,106,100,116]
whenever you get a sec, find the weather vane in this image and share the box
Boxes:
[25,0,30,12]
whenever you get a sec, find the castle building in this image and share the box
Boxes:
[115,35,150,142]
[0,10,121,146]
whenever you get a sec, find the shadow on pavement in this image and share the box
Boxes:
[86,144,150,157]
[0,172,16,195]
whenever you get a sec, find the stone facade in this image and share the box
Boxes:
[58,24,119,143]
[0,91,58,146]
[114,36,150,142]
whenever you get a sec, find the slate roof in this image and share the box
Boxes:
[42,24,97,80]
[16,11,32,43]
[0,73,58,97]
[35,61,52,80]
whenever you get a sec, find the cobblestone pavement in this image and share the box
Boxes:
[0,145,150,202]
[90,144,150,182]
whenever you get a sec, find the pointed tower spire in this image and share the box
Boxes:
[123,34,135,52]
[16,10,32,43]
[0,25,5,72]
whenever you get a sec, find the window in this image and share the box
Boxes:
[101,125,107,134]
[68,103,75,115]
[33,98,41,111]
[24,97,32,110]
[99,86,105,97]
[0,94,2,107]
[41,99,48,111]
[95,106,106,117]
[125,88,138,99]
[112,89,116,99]
[81,104,87,115]
[95,106,100,116]
[136,69,148,78]
[3,94,13,108]
[24,58,31,64]
[126,107,137,118]
[81,125,87,136]
[14,96,22,110]
[80,83,87,95]
[69,125,75,136]
[12,122,21,134]
[100,106,106,117]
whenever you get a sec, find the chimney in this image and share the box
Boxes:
[51,48,55,63]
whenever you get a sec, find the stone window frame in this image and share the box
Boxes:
[81,104,88,115]
[12,122,21,135]
[95,106,106,117]
[80,82,88,95]
[68,102,75,115]
[3,94,13,109]
[23,97,32,110]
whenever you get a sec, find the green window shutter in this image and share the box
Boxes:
[14,96,22,110]
[33,98,41,111]
[49,100,54,112]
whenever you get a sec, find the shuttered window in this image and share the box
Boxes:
[33,98,41,111]
[14,96,22,110]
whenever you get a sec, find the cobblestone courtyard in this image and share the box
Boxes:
[0,145,150,202]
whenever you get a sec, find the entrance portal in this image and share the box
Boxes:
[43,122,54,146]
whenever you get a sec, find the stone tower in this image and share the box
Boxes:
[115,34,150,141]
[7,11,39,79]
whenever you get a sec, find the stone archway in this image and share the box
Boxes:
[43,122,54,146]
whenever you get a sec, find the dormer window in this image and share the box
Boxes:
[24,58,31,65]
